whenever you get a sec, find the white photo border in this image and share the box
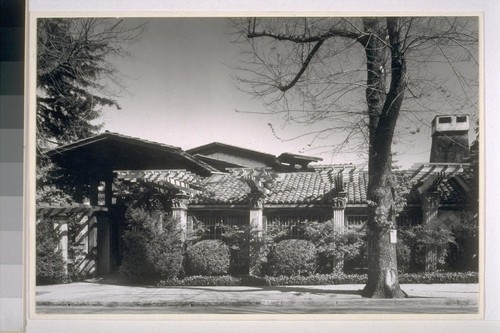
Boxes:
[24,0,499,332]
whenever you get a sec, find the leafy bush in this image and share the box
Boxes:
[268,239,317,276]
[121,231,155,282]
[399,271,478,284]
[154,231,185,280]
[221,225,252,275]
[159,275,243,287]
[446,214,479,272]
[186,240,231,276]
[36,219,67,285]
[304,221,365,273]
[400,225,455,272]
[158,271,478,287]
[265,273,366,285]
[120,207,183,283]
[247,223,291,276]
[396,241,412,273]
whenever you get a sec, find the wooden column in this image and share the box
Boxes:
[104,178,113,207]
[89,178,99,206]
[249,206,263,235]
[332,193,347,273]
[96,214,112,275]
[172,194,189,242]
[87,214,98,276]
[57,219,69,275]
[248,193,264,276]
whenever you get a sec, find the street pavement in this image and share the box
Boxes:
[35,281,480,314]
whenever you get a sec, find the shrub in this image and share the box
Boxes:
[265,273,367,286]
[120,207,183,283]
[120,231,156,282]
[154,231,184,280]
[159,275,242,287]
[268,239,317,276]
[399,271,479,284]
[36,219,66,285]
[221,225,252,275]
[186,240,231,276]
[157,271,478,287]
[403,225,455,272]
[304,221,365,274]
[446,214,479,272]
[395,241,412,273]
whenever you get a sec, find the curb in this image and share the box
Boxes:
[37,298,478,308]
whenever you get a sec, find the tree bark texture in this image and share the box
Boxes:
[362,18,407,298]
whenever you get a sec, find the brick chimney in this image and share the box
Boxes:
[430,115,470,163]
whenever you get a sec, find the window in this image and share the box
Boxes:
[346,215,367,226]
[266,214,327,239]
[457,116,467,123]
[438,117,452,124]
[396,210,422,226]
[189,213,248,240]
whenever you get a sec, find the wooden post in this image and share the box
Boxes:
[90,178,99,206]
[332,193,347,273]
[104,178,113,207]
[87,214,98,276]
[172,194,189,242]
[96,214,112,275]
[57,219,69,276]
[248,193,264,276]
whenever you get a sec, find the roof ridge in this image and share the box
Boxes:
[47,131,182,156]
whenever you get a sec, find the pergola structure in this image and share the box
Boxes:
[39,131,476,277]
[41,132,218,276]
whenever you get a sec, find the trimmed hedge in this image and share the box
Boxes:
[268,239,317,276]
[186,240,231,276]
[160,275,243,287]
[399,271,478,284]
[158,271,478,287]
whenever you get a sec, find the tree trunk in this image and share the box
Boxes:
[361,18,407,298]
[362,134,406,298]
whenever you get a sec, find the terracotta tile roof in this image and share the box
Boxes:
[114,163,470,207]
[190,165,368,205]
[191,173,250,204]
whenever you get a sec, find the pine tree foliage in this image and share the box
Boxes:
[36,18,144,203]
[36,18,144,149]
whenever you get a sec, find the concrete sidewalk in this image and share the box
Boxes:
[36,281,479,308]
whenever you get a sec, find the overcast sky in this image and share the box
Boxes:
[95,17,478,169]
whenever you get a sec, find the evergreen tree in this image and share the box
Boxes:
[36,18,144,204]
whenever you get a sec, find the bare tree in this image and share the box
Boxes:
[232,17,478,298]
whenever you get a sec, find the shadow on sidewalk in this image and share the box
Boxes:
[164,285,364,296]
[80,274,364,296]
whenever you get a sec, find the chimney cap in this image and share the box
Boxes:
[431,114,469,136]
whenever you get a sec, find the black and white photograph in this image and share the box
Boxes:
[33,15,481,317]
